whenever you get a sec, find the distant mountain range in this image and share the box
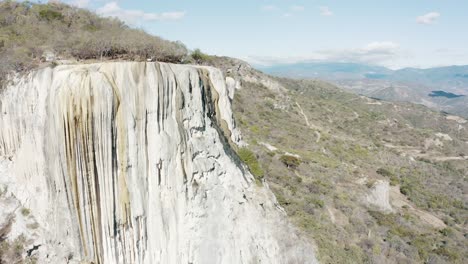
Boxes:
[258,62,468,117]
[258,62,392,80]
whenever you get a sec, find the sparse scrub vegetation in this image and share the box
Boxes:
[26,223,39,230]
[237,147,264,181]
[0,186,7,197]
[376,167,393,177]
[377,167,400,186]
[366,179,376,188]
[279,155,301,169]
[20,208,30,217]
[0,1,188,89]
[190,49,212,63]
[229,60,468,263]
[0,234,26,263]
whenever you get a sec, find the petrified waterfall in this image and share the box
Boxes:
[0,62,316,263]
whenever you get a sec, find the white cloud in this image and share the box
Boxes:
[291,5,305,12]
[262,5,303,17]
[363,42,400,53]
[246,41,401,66]
[71,0,90,8]
[97,2,120,14]
[261,5,278,11]
[97,2,186,24]
[322,42,401,64]
[320,6,333,16]
[416,12,440,24]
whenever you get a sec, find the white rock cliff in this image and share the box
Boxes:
[0,62,317,264]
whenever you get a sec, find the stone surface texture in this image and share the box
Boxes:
[366,180,393,212]
[0,62,316,264]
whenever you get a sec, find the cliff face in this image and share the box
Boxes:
[0,62,316,264]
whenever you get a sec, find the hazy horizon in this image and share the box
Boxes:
[252,60,468,71]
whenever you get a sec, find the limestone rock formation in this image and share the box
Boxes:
[366,180,392,213]
[0,62,317,264]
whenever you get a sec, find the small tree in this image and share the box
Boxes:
[191,48,210,63]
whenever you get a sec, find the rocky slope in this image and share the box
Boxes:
[0,62,316,263]
[217,58,467,263]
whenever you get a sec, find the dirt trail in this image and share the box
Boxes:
[295,101,311,127]
[389,186,446,229]
[295,101,322,142]
[384,144,468,162]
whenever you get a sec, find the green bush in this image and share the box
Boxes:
[389,176,399,186]
[376,168,400,186]
[191,49,211,63]
[275,192,289,206]
[439,227,454,237]
[20,208,30,217]
[376,168,393,177]
[376,167,400,186]
[237,148,264,180]
[38,9,63,21]
[280,155,301,169]
[366,179,377,188]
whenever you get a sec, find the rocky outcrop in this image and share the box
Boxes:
[366,180,392,212]
[0,62,317,263]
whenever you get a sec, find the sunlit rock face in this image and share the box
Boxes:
[366,180,392,213]
[0,62,317,264]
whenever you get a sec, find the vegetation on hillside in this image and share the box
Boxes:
[191,48,212,64]
[0,1,188,87]
[227,59,468,263]
[237,147,264,182]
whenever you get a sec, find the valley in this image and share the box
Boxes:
[260,62,468,118]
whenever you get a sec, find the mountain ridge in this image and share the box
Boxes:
[259,61,468,118]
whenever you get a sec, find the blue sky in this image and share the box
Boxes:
[58,1,468,69]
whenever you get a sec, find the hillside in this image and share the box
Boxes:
[217,58,468,263]
[0,1,188,87]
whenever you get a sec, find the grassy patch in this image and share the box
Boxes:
[237,147,264,181]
